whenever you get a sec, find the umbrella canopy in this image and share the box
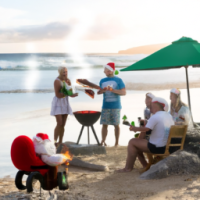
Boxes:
[120,37,200,123]
[121,37,200,71]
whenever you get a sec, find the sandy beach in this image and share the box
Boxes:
[1,68,200,199]
[1,146,200,200]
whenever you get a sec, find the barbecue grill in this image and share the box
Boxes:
[73,111,101,145]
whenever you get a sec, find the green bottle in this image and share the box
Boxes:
[62,174,66,184]
[131,121,135,126]
[122,115,127,121]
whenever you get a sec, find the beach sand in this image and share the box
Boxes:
[2,89,200,178]
[1,89,200,199]
[1,146,200,200]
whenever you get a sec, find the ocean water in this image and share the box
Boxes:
[1,53,200,178]
[1,53,200,92]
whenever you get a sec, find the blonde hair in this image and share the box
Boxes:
[58,66,67,76]
[58,66,71,86]
[170,90,187,115]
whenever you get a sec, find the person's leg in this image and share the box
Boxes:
[54,115,64,146]
[117,138,150,172]
[137,151,148,168]
[113,109,120,147]
[114,125,120,147]
[137,132,148,168]
[58,114,68,144]
[101,124,108,146]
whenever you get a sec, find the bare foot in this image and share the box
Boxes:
[55,142,61,148]
[114,144,119,147]
[100,141,107,146]
[115,168,132,173]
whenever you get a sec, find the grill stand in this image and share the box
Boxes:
[76,125,100,145]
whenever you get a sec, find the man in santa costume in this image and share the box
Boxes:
[33,133,70,166]
[98,62,126,147]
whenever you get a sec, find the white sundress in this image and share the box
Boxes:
[50,78,73,116]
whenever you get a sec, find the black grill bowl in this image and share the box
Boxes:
[73,111,101,126]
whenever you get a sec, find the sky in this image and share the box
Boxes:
[0,0,200,53]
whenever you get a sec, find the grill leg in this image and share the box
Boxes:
[77,126,84,144]
[91,125,100,145]
[88,126,90,144]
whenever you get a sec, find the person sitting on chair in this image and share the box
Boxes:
[169,88,193,128]
[137,92,155,169]
[117,97,174,173]
[144,92,155,121]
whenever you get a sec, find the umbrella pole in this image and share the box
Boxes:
[185,67,191,110]
[185,66,194,124]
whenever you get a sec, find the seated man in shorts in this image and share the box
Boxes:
[117,97,174,172]
[137,92,155,168]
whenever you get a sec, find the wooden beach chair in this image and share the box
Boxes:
[142,125,188,172]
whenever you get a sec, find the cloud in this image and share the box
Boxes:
[0,22,73,43]
[83,15,129,40]
[0,13,128,43]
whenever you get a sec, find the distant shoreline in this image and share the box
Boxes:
[1,81,200,94]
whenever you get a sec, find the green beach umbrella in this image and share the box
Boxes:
[120,37,200,119]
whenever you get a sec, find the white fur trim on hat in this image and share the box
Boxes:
[152,97,169,112]
[104,64,114,72]
[170,88,180,95]
[146,93,155,99]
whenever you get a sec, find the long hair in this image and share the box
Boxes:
[170,91,187,115]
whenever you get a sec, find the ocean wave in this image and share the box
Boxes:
[0,89,54,93]
[1,81,200,93]
[0,53,146,70]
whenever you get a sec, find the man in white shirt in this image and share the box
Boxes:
[117,97,174,173]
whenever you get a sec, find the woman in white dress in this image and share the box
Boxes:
[169,88,193,128]
[51,67,78,147]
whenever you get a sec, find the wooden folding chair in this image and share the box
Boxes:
[142,125,188,172]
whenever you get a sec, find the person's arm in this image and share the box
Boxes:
[107,78,126,96]
[129,126,151,132]
[69,93,78,97]
[54,80,66,98]
[97,79,106,95]
[109,88,126,96]
[97,88,107,95]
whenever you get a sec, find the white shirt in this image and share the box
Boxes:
[170,106,193,129]
[146,111,174,147]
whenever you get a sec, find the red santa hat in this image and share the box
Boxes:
[152,97,169,112]
[34,133,50,143]
[104,62,115,72]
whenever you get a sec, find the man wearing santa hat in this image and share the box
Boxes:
[98,62,126,147]
[117,97,174,172]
